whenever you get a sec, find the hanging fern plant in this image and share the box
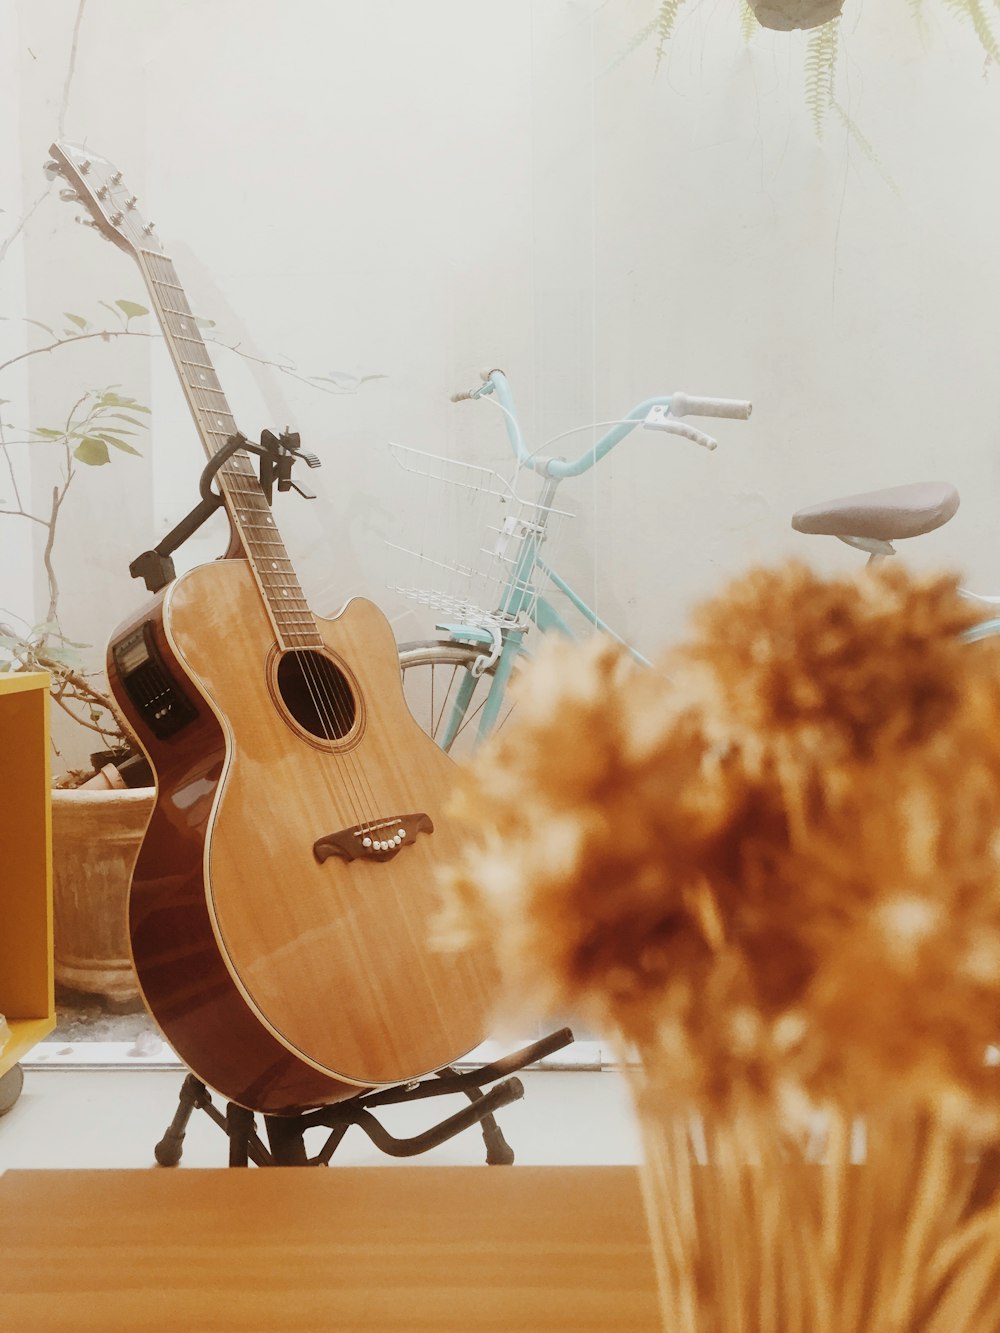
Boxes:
[643,0,1000,136]
[805,19,839,137]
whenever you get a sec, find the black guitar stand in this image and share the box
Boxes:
[129,428,320,593]
[155,1028,574,1167]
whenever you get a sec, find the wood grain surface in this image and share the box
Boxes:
[0,1165,659,1331]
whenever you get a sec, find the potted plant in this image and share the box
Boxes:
[1,300,157,1010]
[640,0,1000,136]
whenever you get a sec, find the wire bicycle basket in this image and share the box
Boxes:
[386,442,573,634]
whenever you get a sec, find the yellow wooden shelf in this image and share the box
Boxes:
[0,671,55,1078]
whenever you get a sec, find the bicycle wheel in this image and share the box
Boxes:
[398,640,512,759]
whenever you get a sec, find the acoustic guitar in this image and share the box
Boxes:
[47,141,497,1114]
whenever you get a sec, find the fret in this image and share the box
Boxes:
[135,248,319,650]
[223,484,265,498]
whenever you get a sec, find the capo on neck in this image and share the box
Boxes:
[129,429,322,593]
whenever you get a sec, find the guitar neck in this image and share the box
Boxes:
[135,247,321,650]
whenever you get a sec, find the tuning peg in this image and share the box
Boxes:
[142,221,156,235]
[75,216,100,229]
[59,188,81,202]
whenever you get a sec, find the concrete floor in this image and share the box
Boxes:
[0,1064,641,1171]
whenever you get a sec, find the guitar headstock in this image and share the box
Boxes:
[45,141,164,257]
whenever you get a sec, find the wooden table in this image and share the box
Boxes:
[0,1166,659,1330]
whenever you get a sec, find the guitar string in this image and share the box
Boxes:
[141,250,387,836]
[218,460,380,824]
[213,442,381,834]
[212,432,383,834]
[205,420,389,832]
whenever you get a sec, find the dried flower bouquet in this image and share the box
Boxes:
[440,562,1000,1331]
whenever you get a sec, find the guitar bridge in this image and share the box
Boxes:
[313,814,433,864]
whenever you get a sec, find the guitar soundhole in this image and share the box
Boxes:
[276,650,356,741]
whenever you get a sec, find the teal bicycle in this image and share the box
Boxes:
[392,369,751,756]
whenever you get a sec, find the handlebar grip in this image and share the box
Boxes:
[450,390,474,402]
[670,393,752,420]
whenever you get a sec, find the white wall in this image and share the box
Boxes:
[4,0,1000,765]
[0,1,33,643]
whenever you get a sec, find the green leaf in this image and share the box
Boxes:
[98,391,150,412]
[94,433,142,456]
[116,299,149,320]
[34,427,66,439]
[24,318,55,336]
[64,312,89,331]
[73,437,111,466]
[42,645,80,666]
[107,413,149,428]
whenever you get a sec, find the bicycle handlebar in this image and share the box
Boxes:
[451,369,750,479]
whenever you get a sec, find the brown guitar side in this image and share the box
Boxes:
[108,560,497,1114]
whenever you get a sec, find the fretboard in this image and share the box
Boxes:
[136,248,320,650]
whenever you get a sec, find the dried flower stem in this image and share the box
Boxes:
[633,1086,1000,1331]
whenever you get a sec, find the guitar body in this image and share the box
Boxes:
[109,559,497,1114]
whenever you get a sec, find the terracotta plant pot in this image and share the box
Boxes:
[51,786,155,1008]
[749,0,844,29]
